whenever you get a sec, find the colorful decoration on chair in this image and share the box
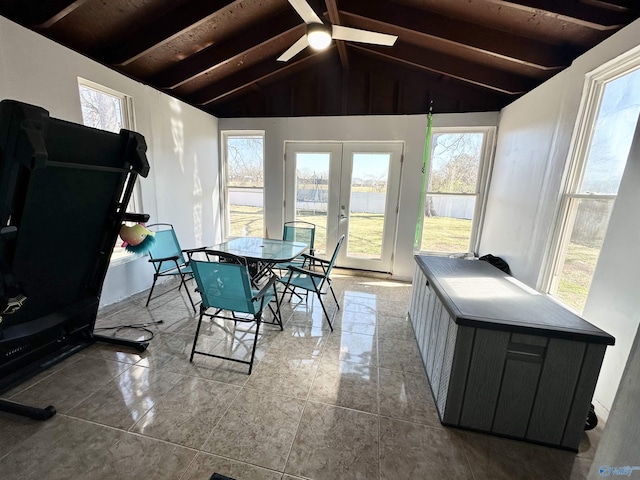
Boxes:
[119,223,156,255]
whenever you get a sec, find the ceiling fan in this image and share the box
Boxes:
[278,0,398,62]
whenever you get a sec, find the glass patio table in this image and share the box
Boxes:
[208,237,308,282]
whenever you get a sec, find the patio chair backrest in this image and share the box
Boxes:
[324,234,345,280]
[147,224,186,273]
[190,254,254,314]
[283,221,315,252]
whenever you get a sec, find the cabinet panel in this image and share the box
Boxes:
[561,343,606,449]
[437,313,457,416]
[442,325,474,424]
[526,338,586,445]
[460,329,510,431]
[492,358,542,437]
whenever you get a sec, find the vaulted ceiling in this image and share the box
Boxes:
[1,0,638,117]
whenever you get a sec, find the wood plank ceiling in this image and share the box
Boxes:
[1,0,638,117]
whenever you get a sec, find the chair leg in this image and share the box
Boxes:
[181,273,196,312]
[327,280,340,308]
[190,309,205,362]
[248,316,261,375]
[145,274,160,307]
[278,277,294,311]
[311,277,334,332]
[270,283,283,330]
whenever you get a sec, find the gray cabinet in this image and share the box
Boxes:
[409,256,615,451]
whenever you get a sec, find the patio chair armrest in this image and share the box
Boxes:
[148,255,180,263]
[182,246,207,255]
[251,274,278,301]
[301,253,329,264]
[183,246,207,261]
[287,265,325,279]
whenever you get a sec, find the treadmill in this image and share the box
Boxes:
[0,99,150,420]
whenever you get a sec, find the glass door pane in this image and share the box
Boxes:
[295,153,330,255]
[347,153,391,259]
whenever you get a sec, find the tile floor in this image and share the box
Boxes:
[0,273,602,480]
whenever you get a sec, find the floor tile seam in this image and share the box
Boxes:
[240,383,313,403]
[164,370,250,391]
[123,374,243,435]
[198,383,246,451]
[316,353,378,369]
[456,429,482,480]
[57,412,201,454]
[376,351,382,480]
[277,345,327,477]
[185,449,288,478]
[377,414,453,434]
[303,398,382,419]
[281,398,314,477]
[0,420,38,464]
[177,451,201,480]
[5,351,91,398]
[11,358,136,413]
[376,411,444,429]
[5,369,59,399]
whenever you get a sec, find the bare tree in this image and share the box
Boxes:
[428,133,481,193]
[79,86,123,133]
[227,137,264,187]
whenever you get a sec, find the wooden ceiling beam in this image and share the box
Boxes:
[490,0,631,28]
[95,0,240,66]
[339,0,574,70]
[152,12,303,89]
[1,0,89,28]
[188,48,333,106]
[352,42,537,95]
[325,0,350,70]
[581,0,633,12]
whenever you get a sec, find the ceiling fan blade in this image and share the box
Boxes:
[331,25,397,46]
[277,34,310,62]
[288,0,323,25]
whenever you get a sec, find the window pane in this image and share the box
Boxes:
[295,153,329,255]
[226,136,264,237]
[79,85,124,133]
[581,68,640,195]
[428,133,482,193]
[78,82,135,262]
[554,198,614,312]
[347,153,390,259]
[420,131,485,253]
[421,195,475,252]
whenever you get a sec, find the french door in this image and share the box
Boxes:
[284,141,403,272]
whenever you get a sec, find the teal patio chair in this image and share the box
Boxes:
[276,220,316,275]
[278,235,344,331]
[189,251,283,374]
[145,223,202,312]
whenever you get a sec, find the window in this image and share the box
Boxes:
[547,62,640,313]
[417,128,494,254]
[77,78,141,262]
[222,132,265,238]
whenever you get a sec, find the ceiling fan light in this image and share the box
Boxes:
[307,24,332,50]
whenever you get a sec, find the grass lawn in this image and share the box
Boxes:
[230,205,596,312]
[555,242,599,313]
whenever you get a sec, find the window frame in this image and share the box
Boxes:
[77,77,142,265]
[416,126,496,256]
[220,130,266,240]
[543,48,640,309]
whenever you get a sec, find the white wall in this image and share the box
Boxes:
[219,112,498,279]
[481,17,640,416]
[0,17,221,306]
[587,324,640,479]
